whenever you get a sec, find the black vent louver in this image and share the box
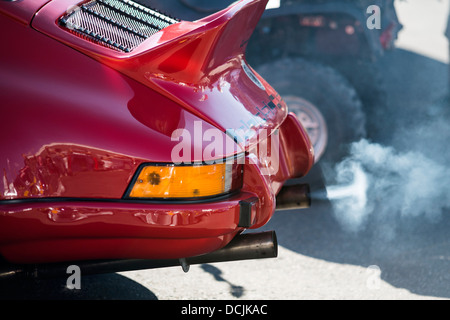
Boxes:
[60,0,180,52]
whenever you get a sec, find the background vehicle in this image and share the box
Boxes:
[144,0,401,164]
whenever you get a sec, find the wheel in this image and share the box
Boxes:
[332,58,389,143]
[283,95,328,163]
[256,58,366,164]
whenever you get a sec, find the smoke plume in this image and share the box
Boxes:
[322,132,450,240]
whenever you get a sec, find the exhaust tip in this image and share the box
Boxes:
[188,230,278,265]
[276,183,311,210]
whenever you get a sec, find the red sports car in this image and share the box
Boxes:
[0,0,313,277]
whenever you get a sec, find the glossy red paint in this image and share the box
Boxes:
[0,0,49,24]
[32,0,286,139]
[0,196,248,263]
[0,0,314,264]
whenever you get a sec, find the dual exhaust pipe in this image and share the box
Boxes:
[0,231,278,280]
[0,183,310,280]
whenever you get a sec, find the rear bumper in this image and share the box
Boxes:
[0,113,313,264]
[0,194,251,264]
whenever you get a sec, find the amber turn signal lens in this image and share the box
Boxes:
[127,161,243,199]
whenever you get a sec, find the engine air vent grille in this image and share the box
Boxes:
[60,0,180,52]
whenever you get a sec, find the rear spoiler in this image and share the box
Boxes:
[32,0,269,110]
[111,0,269,84]
[32,0,283,138]
[33,0,268,81]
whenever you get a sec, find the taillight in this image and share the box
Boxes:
[125,160,243,200]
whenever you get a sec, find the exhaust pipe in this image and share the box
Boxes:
[0,231,277,280]
[276,183,311,210]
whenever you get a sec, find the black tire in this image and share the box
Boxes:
[256,58,366,165]
[332,58,389,143]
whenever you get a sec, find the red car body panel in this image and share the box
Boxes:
[0,0,314,264]
[0,0,50,24]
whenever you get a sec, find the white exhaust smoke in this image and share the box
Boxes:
[321,138,450,239]
[325,160,369,233]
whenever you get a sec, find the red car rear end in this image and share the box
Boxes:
[0,0,313,272]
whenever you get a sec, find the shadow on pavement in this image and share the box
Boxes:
[200,264,245,298]
[263,48,450,299]
[0,273,158,300]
